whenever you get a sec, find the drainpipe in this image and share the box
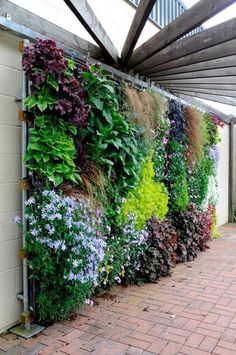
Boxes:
[228,119,235,223]
[21,69,29,317]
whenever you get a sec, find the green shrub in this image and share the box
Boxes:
[121,155,169,229]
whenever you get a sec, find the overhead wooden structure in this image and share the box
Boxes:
[1,0,236,114]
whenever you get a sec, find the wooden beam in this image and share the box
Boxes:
[155,76,236,85]
[64,0,118,62]
[0,0,102,59]
[173,94,231,124]
[150,67,236,80]
[162,86,236,98]
[171,90,236,107]
[162,83,236,91]
[121,0,156,64]
[141,39,236,75]
[147,55,236,77]
[128,0,235,68]
[135,18,236,72]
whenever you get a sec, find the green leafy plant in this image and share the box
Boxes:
[81,65,143,193]
[166,140,189,211]
[25,115,79,186]
[121,155,169,229]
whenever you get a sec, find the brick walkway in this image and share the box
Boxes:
[1,224,236,355]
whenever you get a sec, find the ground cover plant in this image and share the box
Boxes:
[19,39,223,322]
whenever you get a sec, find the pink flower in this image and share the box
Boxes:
[163,137,169,145]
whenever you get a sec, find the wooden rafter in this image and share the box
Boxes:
[140,39,236,75]
[128,0,235,68]
[171,90,236,107]
[155,76,236,85]
[64,0,119,62]
[0,0,102,59]
[148,55,236,77]
[134,18,236,72]
[162,83,236,91]
[165,87,236,98]
[150,67,236,80]
[121,0,156,64]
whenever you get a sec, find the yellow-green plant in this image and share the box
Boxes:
[121,156,169,229]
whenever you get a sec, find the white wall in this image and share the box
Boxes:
[0,31,23,333]
[9,0,159,55]
[216,124,229,226]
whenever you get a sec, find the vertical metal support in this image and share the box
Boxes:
[11,40,44,338]
[228,120,234,222]
[22,69,29,316]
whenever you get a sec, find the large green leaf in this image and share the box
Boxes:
[46,74,59,91]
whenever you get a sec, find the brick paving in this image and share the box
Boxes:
[1,224,236,355]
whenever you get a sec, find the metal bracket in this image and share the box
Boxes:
[1,12,11,21]
[19,248,27,260]
[18,178,32,191]
[19,111,33,122]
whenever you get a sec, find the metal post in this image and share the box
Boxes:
[228,120,234,222]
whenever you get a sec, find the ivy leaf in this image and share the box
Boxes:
[37,101,48,112]
[46,74,59,91]
[49,174,63,186]
[24,95,38,109]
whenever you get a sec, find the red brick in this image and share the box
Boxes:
[214,346,236,355]
[221,328,236,343]
[60,329,84,343]
[185,333,205,348]
[40,341,66,354]
[217,340,236,352]
[198,336,218,352]
[183,319,200,331]
[36,330,62,346]
[159,330,187,344]
[136,320,155,333]
[147,338,168,353]
[0,338,23,351]
[194,326,222,339]
[215,315,232,327]
[164,326,190,338]
[203,312,219,324]
[126,346,143,355]
[181,345,212,355]
[148,324,166,336]
[128,331,155,344]
[120,336,150,350]
[159,341,182,355]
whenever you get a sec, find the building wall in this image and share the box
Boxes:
[9,0,159,54]
[0,31,22,333]
[216,124,229,226]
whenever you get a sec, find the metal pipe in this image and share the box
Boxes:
[21,60,29,317]
[228,120,235,222]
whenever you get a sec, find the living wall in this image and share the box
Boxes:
[18,39,223,322]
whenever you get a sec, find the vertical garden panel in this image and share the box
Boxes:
[0,32,22,333]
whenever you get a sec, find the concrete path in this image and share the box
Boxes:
[1,224,236,355]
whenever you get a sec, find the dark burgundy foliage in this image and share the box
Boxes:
[22,39,67,78]
[22,39,89,126]
[168,99,187,143]
[173,203,212,262]
[140,217,178,282]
